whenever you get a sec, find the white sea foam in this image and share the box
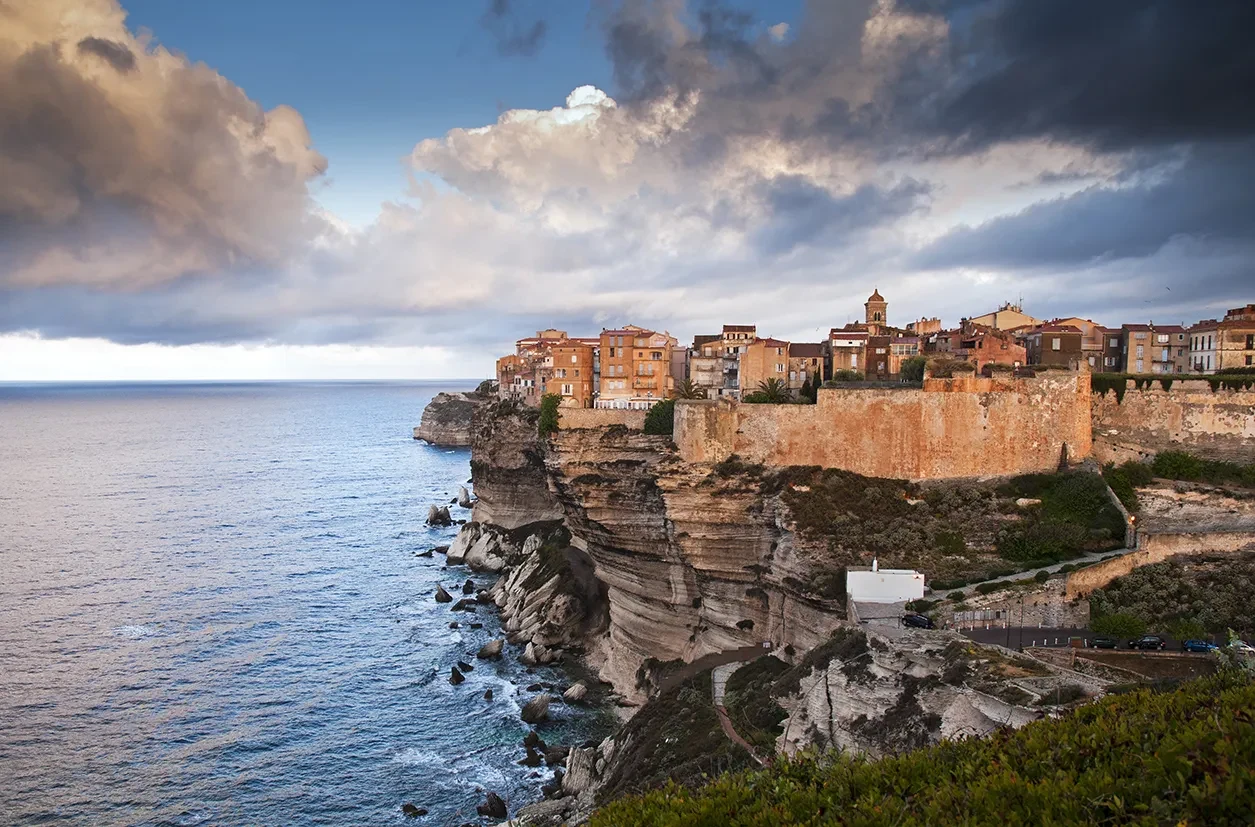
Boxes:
[392,747,451,770]
[112,624,154,639]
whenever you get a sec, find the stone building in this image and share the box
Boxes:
[740,338,790,395]
[966,301,1043,331]
[545,342,597,408]
[1189,304,1255,373]
[827,329,869,377]
[787,343,824,393]
[597,327,677,409]
[1119,323,1188,374]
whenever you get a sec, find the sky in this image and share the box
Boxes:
[1,0,1252,380]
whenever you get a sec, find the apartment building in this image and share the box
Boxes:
[953,323,1026,370]
[1023,324,1083,367]
[787,343,824,393]
[597,327,676,409]
[1189,304,1255,373]
[740,338,790,394]
[1099,327,1123,372]
[828,329,869,376]
[1120,323,1188,374]
[545,342,596,408]
[966,301,1043,331]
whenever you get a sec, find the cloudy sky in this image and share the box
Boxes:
[2,0,1252,380]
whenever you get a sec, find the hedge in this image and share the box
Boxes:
[592,672,1255,826]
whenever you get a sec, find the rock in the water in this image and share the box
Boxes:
[451,598,477,612]
[483,688,494,701]
[541,769,565,798]
[426,505,452,526]
[544,745,570,767]
[401,803,426,817]
[520,642,539,665]
[476,791,507,819]
[434,585,453,603]
[476,590,493,604]
[521,694,551,724]
[457,486,473,509]
[414,391,477,446]
[562,682,588,703]
[469,622,483,630]
[432,545,449,555]
[519,745,544,767]
[449,666,465,685]
[526,683,543,692]
[523,730,545,750]
[457,660,474,672]
[448,622,460,629]
[462,579,475,595]
[477,639,504,660]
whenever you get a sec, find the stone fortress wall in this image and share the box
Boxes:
[674,373,1093,481]
[1091,381,1255,465]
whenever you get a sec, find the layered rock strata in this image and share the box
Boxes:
[414,391,479,446]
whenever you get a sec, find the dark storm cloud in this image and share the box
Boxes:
[915,142,1255,271]
[928,0,1255,152]
[76,36,136,72]
[752,176,930,256]
[480,0,547,57]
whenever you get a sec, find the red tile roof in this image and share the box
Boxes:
[788,343,824,357]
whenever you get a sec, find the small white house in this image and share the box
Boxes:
[846,559,925,604]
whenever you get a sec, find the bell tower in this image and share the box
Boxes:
[865,288,887,330]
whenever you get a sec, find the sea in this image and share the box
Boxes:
[0,382,609,826]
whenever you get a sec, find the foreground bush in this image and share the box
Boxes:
[644,399,676,435]
[593,672,1255,826]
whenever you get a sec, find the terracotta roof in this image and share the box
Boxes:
[1035,324,1083,333]
[1121,323,1153,331]
[755,337,790,347]
[788,343,824,357]
[693,334,720,347]
[830,329,869,339]
[722,324,756,333]
[867,288,884,302]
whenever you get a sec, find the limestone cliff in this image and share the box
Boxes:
[413,391,478,446]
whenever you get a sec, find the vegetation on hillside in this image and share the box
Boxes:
[537,392,562,436]
[1101,459,1154,511]
[592,671,1255,826]
[1092,370,1255,402]
[1151,450,1255,488]
[1089,552,1255,637]
[993,472,1126,564]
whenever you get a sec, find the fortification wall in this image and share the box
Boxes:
[1091,381,1255,464]
[557,408,647,431]
[1065,531,1255,599]
[674,373,1092,481]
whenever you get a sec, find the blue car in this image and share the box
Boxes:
[1182,639,1217,653]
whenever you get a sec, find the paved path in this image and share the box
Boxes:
[946,547,1134,599]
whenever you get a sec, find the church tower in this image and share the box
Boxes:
[865,288,887,330]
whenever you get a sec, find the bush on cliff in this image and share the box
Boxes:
[537,393,562,436]
[591,671,1255,826]
[899,355,927,382]
[644,399,676,436]
[1151,450,1255,488]
[996,472,1124,563]
[1088,552,1255,635]
[1102,460,1153,511]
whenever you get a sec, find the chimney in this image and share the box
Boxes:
[872,558,879,572]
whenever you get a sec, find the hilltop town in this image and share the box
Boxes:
[492,291,1255,410]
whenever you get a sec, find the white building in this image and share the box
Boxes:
[846,560,925,604]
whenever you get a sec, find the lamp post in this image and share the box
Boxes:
[1018,595,1025,651]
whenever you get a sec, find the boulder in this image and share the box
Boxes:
[477,639,504,660]
[562,682,588,704]
[449,666,465,685]
[457,660,474,672]
[521,694,551,724]
[401,803,426,817]
[432,545,449,555]
[457,486,473,509]
[476,792,507,819]
[523,730,545,751]
[452,598,477,612]
[434,585,453,603]
[519,745,544,767]
[448,622,459,629]
[483,688,494,701]
[544,745,570,767]
[476,590,493,604]
[426,505,452,526]
[469,622,483,630]
[462,579,476,595]
[541,769,564,798]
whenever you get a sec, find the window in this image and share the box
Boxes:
[703,347,712,356]
[1247,335,1255,350]
[574,369,580,377]
[1134,332,1147,340]
[789,371,797,382]
[1248,356,1254,366]
[1051,337,1061,351]
[1136,345,1144,358]
[775,363,785,373]
[571,355,578,363]
[1136,359,1144,372]
[561,384,573,396]
[876,348,886,354]
[1110,338,1119,347]
[1208,335,1214,349]
[775,347,784,356]
[1156,334,1168,344]
[1088,356,1096,366]
[1177,348,1184,357]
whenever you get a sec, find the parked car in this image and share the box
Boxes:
[1228,640,1255,655]
[902,613,935,629]
[1091,637,1118,650]
[1182,639,1217,653]
[1128,635,1167,650]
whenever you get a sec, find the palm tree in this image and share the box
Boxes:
[755,377,791,403]
[674,379,707,400]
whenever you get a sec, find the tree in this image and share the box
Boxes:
[537,393,561,436]
[674,379,707,400]
[900,355,928,382]
[830,369,864,383]
[798,376,815,404]
[1091,612,1146,639]
[750,378,791,403]
[644,399,676,435]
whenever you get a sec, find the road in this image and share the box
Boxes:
[946,547,1135,601]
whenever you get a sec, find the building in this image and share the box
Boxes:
[1099,327,1123,372]
[951,323,1026,370]
[1120,323,1188,374]
[787,343,824,393]
[1189,304,1255,373]
[740,338,790,395]
[545,341,596,408]
[865,335,891,378]
[597,327,677,409]
[905,317,942,336]
[827,329,869,376]
[1023,324,1083,367]
[888,336,921,375]
[966,301,1043,331]
[689,325,756,399]
[1048,317,1106,369]
[846,559,925,604]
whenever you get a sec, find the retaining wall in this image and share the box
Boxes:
[1091,381,1255,464]
[557,408,647,431]
[1065,531,1255,599]
[674,373,1092,481]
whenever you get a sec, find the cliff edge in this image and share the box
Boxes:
[414,391,480,446]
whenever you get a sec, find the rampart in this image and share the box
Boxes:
[1065,531,1255,599]
[557,408,647,431]
[1091,381,1255,464]
[674,373,1092,480]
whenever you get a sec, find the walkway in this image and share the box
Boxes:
[947,546,1134,600]
[711,660,771,767]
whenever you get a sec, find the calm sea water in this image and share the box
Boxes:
[0,382,603,826]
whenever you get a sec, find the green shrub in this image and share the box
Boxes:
[934,530,966,555]
[1149,450,1255,489]
[1090,612,1146,639]
[947,591,965,601]
[1035,683,1088,706]
[592,673,1255,826]
[830,369,865,382]
[1034,569,1051,583]
[899,355,927,382]
[1088,553,1255,635]
[974,581,1002,595]
[1153,450,1203,480]
[1102,460,1151,512]
[537,393,562,436]
[644,399,676,436]
[905,599,937,613]
[722,657,791,752]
